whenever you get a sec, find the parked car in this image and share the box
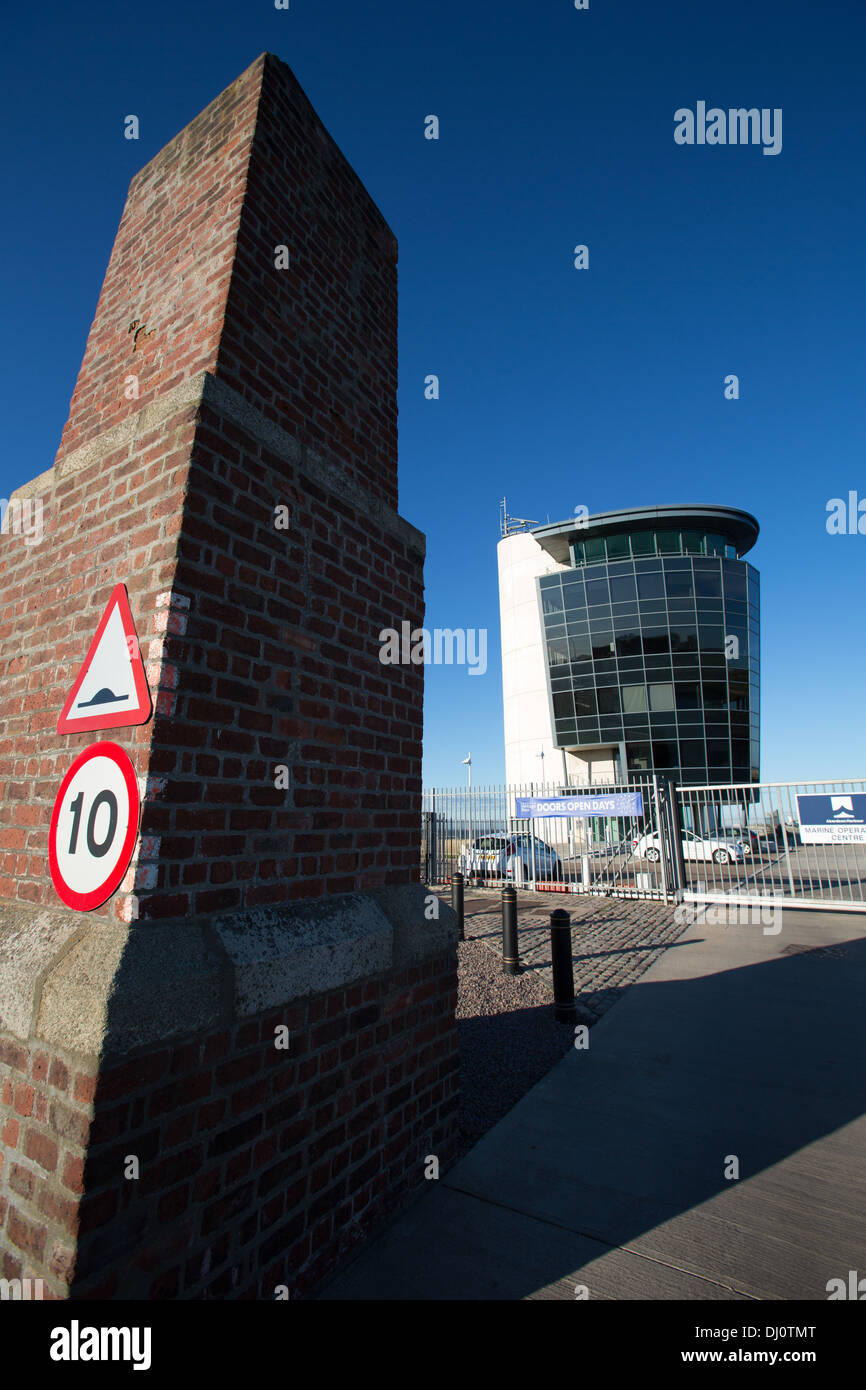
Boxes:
[458,835,506,880]
[631,830,745,865]
[715,830,755,858]
[458,833,562,882]
[739,829,764,855]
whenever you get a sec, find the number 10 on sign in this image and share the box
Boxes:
[48,743,141,910]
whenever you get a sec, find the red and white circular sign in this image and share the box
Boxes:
[48,742,141,911]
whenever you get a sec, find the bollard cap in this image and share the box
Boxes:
[501,883,517,898]
[550,908,571,927]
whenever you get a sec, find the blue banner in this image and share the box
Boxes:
[796,793,866,843]
[515,792,644,819]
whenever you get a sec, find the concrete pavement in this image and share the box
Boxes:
[319,903,866,1300]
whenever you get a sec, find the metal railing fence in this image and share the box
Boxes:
[422,778,669,900]
[422,778,866,910]
[675,779,866,909]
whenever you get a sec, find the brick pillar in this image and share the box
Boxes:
[0,52,459,1299]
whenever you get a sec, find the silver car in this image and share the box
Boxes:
[459,833,562,882]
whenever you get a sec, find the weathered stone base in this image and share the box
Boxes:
[0,887,459,1298]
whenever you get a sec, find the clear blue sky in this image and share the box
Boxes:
[2,0,865,788]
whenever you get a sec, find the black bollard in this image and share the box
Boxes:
[501,884,520,975]
[550,908,576,1023]
[452,869,465,942]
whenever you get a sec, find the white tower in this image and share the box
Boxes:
[497,530,565,787]
[497,529,623,789]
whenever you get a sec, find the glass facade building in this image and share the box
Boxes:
[533,506,760,785]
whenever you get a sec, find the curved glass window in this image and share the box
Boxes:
[604,532,630,560]
[585,578,610,605]
[537,551,760,786]
[693,563,722,598]
[609,572,637,603]
[541,585,564,616]
[665,568,694,599]
[630,532,656,556]
[566,529,746,567]
[638,571,665,600]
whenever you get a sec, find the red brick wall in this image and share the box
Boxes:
[136,389,423,920]
[0,405,196,919]
[0,952,458,1299]
[0,1035,92,1297]
[54,67,261,469]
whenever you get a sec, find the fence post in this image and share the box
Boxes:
[651,775,669,901]
[501,884,520,974]
[550,908,576,1023]
[452,869,465,942]
[777,787,798,899]
[659,776,686,902]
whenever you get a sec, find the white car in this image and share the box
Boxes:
[458,833,562,882]
[632,830,745,865]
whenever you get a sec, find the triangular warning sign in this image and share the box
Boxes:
[57,583,152,734]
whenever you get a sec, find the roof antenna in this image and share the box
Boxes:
[499,496,538,537]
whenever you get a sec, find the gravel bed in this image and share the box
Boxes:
[454,937,576,1162]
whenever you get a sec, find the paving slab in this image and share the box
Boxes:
[319,1183,750,1302]
[320,905,866,1300]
